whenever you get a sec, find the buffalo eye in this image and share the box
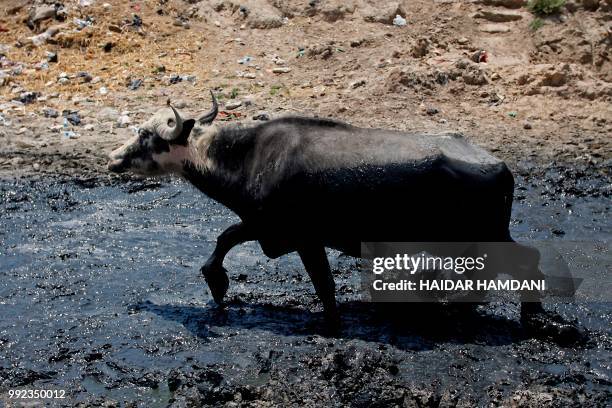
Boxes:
[138,128,152,138]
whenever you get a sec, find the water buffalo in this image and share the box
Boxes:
[108,92,580,340]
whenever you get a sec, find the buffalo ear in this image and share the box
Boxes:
[173,119,195,145]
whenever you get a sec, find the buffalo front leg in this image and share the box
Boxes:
[298,246,339,327]
[202,222,253,305]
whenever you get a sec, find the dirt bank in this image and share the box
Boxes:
[0,0,610,178]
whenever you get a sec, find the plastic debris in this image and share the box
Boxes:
[13,91,40,104]
[99,86,108,95]
[46,51,58,63]
[74,17,94,30]
[43,107,59,118]
[471,50,488,63]
[77,71,93,83]
[34,61,50,70]
[62,117,78,138]
[63,110,81,125]
[132,14,142,27]
[217,111,242,120]
[169,74,182,84]
[238,56,254,65]
[27,5,57,29]
[29,26,60,47]
[182,75,197,83]
[393,15,407,27]
[128,78,143,90]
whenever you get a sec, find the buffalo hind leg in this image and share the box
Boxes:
[298,246,339,327]
[500,241,584,344]
[202,222,253,305]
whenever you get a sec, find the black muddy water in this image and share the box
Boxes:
[0,164,610,407]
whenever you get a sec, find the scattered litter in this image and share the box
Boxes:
[63,110,81,126]
[182,75,197,83]
[62,117,78,138]
[508,111,517,118]
[488,93,505,106]
[217,111,242,120]
[272,67,291,74]
[132,14,143,27]
[238,56,254,65]
[13,91,40,104]
[128,79,143,90]
[34,61,49,70]
[29,26,60,47]
[77,71,93,83]
[46,51,58,63]
[471,50,488,63]
[393,15,407,27]
[79,0,95,7]
[350,79,366,89]
[43,107,59,118]
[27,5,57,29]
[99,86,108,95]
[253,111,270,121]
[74,17,94,30]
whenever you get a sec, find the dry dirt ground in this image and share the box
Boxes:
[0,0,610,180]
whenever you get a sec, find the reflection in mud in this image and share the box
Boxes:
[0,172,610,406]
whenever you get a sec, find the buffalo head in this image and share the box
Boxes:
[108,91,218,175]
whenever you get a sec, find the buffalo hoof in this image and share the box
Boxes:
[201,263,229,305]
[521,306,586,346]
